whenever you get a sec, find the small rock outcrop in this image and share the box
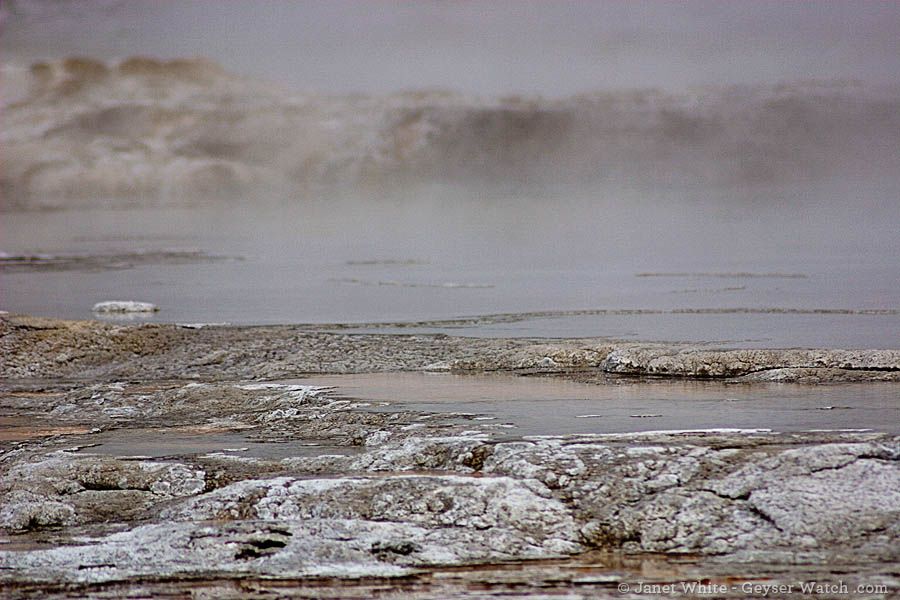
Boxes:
[91,301,159,313]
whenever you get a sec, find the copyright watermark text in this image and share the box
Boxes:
[617,580,890,596]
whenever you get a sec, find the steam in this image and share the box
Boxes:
[0,0,897,332]
[1,1,899,96]
[2,56,898,209]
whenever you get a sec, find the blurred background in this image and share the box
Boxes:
[3,1,900,95]
[1,0,898,347]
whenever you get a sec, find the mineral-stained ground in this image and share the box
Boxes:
[1,313,899,599]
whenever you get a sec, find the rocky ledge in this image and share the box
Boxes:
[1,314,899,598]
[2,314,899,382]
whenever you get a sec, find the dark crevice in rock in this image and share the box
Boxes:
[247,538,287,550]
[78,482,130,492]
[370,541,420,556]
[234,538,287,560]
[744,499,783,533]
[461,445,494,471]
[77,563,117,570]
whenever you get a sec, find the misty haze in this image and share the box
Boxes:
[2,1,898,347]
[1,2,900,598]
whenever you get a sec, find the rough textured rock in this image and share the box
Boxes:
[603,346,900,378]
[3,314,898,382]
[0,314,562,379]
[0,520,421,582]
[2,313,900,597]
[3,431,900,587]
[167,473,576,544]
[0,452,206,531]
[339,432,900,560]
[742,367,900,383]
[3,381,327,426]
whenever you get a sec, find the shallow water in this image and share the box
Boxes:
[73,428,360,461]
[291,373,900,437]
[2,181,898,347]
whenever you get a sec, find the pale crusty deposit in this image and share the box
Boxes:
[2,313,900,598]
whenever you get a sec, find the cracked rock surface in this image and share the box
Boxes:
[3,426,900,594]
[0,452,205,531]
[2,314,900,598]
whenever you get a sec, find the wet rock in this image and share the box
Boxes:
[3,431,899,580]
[2,421,900,589]
[4,315,898,382]
[603,346,900,378]
[742,367,900,383]
[0,380,328,428]
[746,460,900,544]
[274,428,900,560]
[0,315,548,379]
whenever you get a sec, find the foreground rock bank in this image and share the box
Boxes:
[4,432,900,571]
[2,314,900,598]
[2,387,899,597]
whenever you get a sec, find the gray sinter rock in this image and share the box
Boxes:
[0,472,581,583]
[0,451,206,531]
[603,346,900,378]
[337,432,900,560]
[2,314,900,592]
[2,430,900,584]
